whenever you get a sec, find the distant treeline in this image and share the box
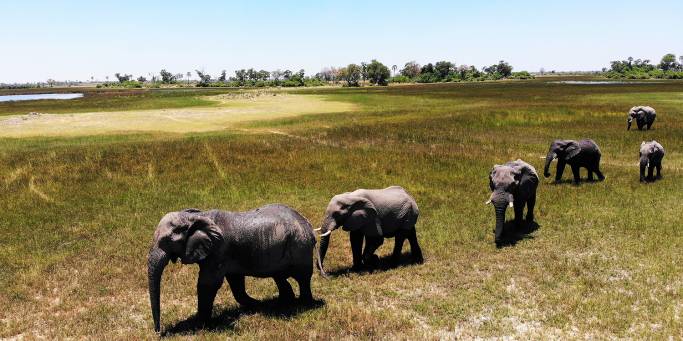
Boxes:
[92,59,533,89]
[605,53,683,79]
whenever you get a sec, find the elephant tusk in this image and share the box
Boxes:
[313,228,322,231]
[319,231,332,237]
[509,201,514,208]
[485,199,492,205]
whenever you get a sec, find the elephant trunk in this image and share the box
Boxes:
[543,151,556,177]
[316,216,335,277]
[148,244,169,333]
[493,199,508,244]
[639,156,648,180]
[627,119,632,130]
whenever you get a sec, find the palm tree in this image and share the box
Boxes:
[392,64,397,77]
[186,72,191,85]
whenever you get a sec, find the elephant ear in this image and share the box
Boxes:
[346,196,382,236]
[184,215,222,263]
[564,141,581,161]
[489,165,501,191]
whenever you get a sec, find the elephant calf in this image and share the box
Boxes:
[639,140,665,182]
[148,204,316,332]
[628,106,656,131]
[487,159,539,247]
[544,139,605,184]
[316,186,423,276]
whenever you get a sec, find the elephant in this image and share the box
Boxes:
[628,106,656,130]
[316,186,423,276]
[639,140,665,182]
[147,204,316,333]
[487,159,539,247]
[544,139,605,184]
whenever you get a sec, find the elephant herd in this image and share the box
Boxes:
[487,105,665,246]
[147,105,665,333]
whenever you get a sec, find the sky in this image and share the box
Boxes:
[1,0,682,83]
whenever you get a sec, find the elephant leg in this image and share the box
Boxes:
[362,236,384,268]
[647,122,653,130]
[555,160,566,182]
[406,228,424,264]
[273,276,295,303]
[513,200,524,227]
[587,169,594,181]
[526,195,535,222]
[647,166,654,181]
[293,271,313,303]
[391,230,406,265]
[350,230,364,270]
[656,164,662,179]
[570,165,581,184]
[197,275,223,324]
[226,274,258,306]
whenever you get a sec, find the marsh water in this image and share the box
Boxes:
[0,93,84,102]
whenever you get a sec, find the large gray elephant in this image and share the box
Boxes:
[147,204,316,333]
[316,186,423,276]
[639,140,665,182]
[487,159,538,247]
[544,139,605,184]
[628,106,656,130]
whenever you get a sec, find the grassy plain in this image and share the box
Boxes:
[1,79,682,339]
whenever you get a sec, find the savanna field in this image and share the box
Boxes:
[1,79,682,339]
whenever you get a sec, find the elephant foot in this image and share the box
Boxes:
[363,254,380,268]
[412,253,424,264]
[235,295,259,307]
[525,215,534,223]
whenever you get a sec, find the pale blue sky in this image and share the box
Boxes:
[1,1,682,83]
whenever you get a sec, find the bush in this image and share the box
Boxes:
[390,75,412,83]
[510,71,534,80]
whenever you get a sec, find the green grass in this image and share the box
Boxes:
[0,79,682,339]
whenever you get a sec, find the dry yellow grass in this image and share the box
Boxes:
[0,94,354,137]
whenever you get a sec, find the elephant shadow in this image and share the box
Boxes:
[161,298,325,337]
[496,221,540,248]
[324,252,422,278]
[549,178,603,186]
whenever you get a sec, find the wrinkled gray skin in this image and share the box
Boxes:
[628,106,656,131]
[148,204,315,333]
[544,139,605,184]
[487,160,539,246]
[316,186,423,276]
[639,140,665,182]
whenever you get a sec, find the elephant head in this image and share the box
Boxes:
[316,193,378,277]
[147,209,223,332]
[627,107,640,130]
[544,140,580,177]
[486,165,518,243]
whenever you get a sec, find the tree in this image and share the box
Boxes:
[137,76,147,82]
[659,53,678,71]
[495,60,513,77]
[401,61,421,78]
[195,70,211,87]
[186,71,191,85]
[218,70,227,82]
[160,69,176,84]
[360,62,368,81]
[339,63,362,86]
[434,61,455,80]
[366,59,390,86]
[234,69,247,85]
[392,64,397,76]
[114,73,132,83]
